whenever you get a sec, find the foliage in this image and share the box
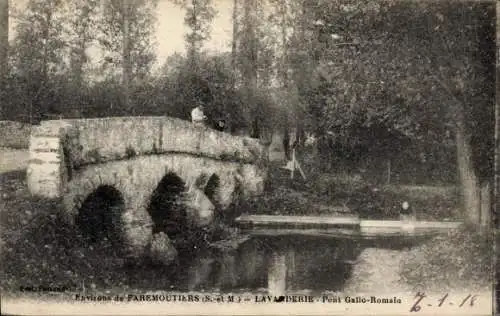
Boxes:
[172,0,217,64]
[66,0,100,84]
[155,52,276,132]
[98,0,158,82]
[300,1,493,137]
[4,0,159,122]
[9,0,69,121]
[2,0,494,201]
[242,165,459,220]
[276,0,495,194]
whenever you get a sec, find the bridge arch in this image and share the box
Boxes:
[203,173,220,203]
[75,185,126,249]
[146,172,188,241]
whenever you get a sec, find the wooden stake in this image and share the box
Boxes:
[290,148,306,180]
[296,159,306,180]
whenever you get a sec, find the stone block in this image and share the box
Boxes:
[149,232,178,266]
[183,188,215,227]
[29,136,61,152]
[27,163,62,198]
[161,120,201,154]
[239,164,266,197]
[27,135,65,198]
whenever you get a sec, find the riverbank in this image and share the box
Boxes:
[243,165,460,221]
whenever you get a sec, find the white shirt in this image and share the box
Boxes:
[191,107,205,123]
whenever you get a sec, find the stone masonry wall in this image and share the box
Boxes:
[27,121,74,198]
[49,116,266,168]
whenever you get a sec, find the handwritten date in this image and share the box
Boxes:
[410,292,478,312]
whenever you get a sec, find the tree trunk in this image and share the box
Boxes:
[280,1,288,87]
[279,2,292,161]
[187,0,199,74]
[495,2,500,229]
[455,121,481,224]
[432,71,484,227]
[70,46,84,86]
[283,123,290,161]
[231,0,238,78]
[0,0,8,119]
[122,0,131,113]
[227,0,238,133]
[242,0,258,136]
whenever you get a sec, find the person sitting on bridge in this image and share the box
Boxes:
[191,103,207,127]
[215,118,226,132]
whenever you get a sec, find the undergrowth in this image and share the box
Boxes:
[244,165,459,220]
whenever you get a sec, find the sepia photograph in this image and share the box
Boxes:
[0,0,496,315]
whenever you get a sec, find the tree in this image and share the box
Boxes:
[380,1,494,226]
[67,0,100,86]
[171,0,216,115]
[234,0,278,139]
[173,0,216,71]
[268,0,309,157]
[301,0,495,226]
[231,0,238,84]
[98,0,158,113]
[156,52,245,129]
[236,0,259,136]
[0,0,8,119]
[10,0,69,122]
[496,1,500,229]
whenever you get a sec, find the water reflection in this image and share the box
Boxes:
[169,236,361,295]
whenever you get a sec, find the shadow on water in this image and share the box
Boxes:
[134,235,363,294]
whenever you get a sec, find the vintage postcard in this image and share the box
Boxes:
[0,0,496,315]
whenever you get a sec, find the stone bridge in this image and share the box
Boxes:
[27,116,268,262]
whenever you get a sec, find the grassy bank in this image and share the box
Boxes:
[399,225,493,291]
[242,165,460,221]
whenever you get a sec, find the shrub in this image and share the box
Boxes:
[0,121,31,149]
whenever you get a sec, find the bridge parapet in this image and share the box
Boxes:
[33,116,266,168]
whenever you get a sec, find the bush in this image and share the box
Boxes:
[0,121,31,149]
